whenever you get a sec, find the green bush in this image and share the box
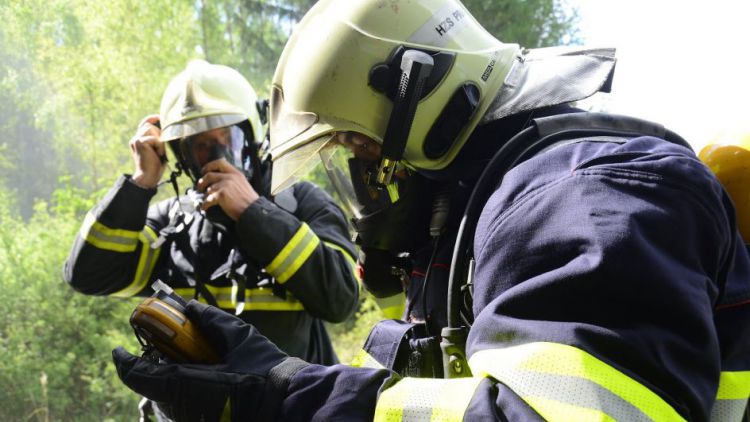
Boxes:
[0,181,381,420]
[0,184,142,421]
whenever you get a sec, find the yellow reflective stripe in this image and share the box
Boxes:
[220,398,231,422]
[375,379,406,421]
[350,349,385,369]
[265,223,320,283]
[173,286,305,312]
[323,241,360,282]
[265,223,313,273]
[711,371,750,422]
[717,371,750,400]
[431,378,483,421]
[374,293,406,319]
[374,377,482,422]
[111,226,161,298]
[469,342,684,422]
[80,212,140,252]
[386,183,400,203]
[524,396,616,422]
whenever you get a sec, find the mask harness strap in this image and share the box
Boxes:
[153,162,220,308]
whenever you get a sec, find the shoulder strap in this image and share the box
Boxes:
[532,112,690,150]
[155,202,221,308]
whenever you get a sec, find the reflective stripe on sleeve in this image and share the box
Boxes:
[80,212,140,252]
[374,293,406,320]
[374,377,483,422]
[469,342,685,422]
[711,371,750,422]
[265,223,320,283]
[386,182,400,203]
[111,226,161,298]
[350,349,385,369]
[323,241,360,282]
[173,286,305,312]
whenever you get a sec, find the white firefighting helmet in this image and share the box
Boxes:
[159,60,265,183]
[269,0,520,195]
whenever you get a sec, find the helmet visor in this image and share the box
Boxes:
[171,124,247,183]
[161,114,248,143]
[272,132,402,219]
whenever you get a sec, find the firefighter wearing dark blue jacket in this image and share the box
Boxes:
[64,60,360,366]
[110,2,750,421]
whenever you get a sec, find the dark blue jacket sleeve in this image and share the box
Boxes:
[63,175,170,296]
[278,364,393,421]
[469,136,750,421]
[234,181,359,323]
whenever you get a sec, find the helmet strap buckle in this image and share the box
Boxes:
[371,50,434,188]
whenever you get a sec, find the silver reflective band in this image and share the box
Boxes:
[265,223,320,283]
[469,342,685,421]
[80,212,140,253]
[710,399,748,422]
[510,371,652,422]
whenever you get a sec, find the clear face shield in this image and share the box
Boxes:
[169,124,248,185]
[272,132,404,220]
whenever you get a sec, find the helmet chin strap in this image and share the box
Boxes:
[157,161,184,199]
[374,50,434,187]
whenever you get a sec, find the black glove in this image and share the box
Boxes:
[113,300,308,422]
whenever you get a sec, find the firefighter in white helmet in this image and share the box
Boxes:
[111,2,750,421]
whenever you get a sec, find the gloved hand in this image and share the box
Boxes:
[113,300,307,422]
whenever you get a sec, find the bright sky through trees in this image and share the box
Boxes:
[572,0,750,151]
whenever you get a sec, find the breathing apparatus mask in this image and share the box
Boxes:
[269,48,449,301]
[169,124,251,185]
[162,121,263,229]
[271,131,434,306]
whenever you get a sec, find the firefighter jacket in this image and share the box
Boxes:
[64,177,359,365]
[261,123,750,420]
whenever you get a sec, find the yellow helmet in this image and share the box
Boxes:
[269,0,520,194]
[699,129,750,242]
[159,60,266,183]
[160,59,264,144]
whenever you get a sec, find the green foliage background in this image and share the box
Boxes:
[0,1,576,420]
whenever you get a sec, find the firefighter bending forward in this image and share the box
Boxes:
[110,2,750,421]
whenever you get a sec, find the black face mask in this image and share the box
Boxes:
[358,246,411,299]
[168,124,254,186]
[351,172,437,313]
[166,124,264,227]
[350,169,434,254]
[178,141,238,185]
